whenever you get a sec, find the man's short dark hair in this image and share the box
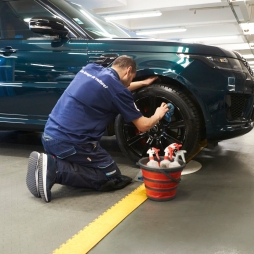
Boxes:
[112,55,136,73]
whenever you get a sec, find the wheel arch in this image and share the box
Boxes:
[134,70,209,140]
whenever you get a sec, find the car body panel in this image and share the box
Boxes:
[0,0,253,141]
[0,38,88,128]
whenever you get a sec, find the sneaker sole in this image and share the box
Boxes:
[38,153,50,202]
[26,151,40,198]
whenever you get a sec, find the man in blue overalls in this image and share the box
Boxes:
[26,55,169,202]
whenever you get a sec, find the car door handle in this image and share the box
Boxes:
[0,46,17,56]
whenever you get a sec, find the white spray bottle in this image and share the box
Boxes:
[147,147,160,168]
[170,160,180,167]
[166,143,183,167]
[175,150,187,163]
[160,147,171,168]
[170,143,187,167]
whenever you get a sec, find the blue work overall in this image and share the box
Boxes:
[42,63,142,190]
[42,133,121,190]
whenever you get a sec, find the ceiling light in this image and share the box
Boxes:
[103,11,162,21]
[182,35,238,42]
[136,27,186,35]
[240,22,254,34]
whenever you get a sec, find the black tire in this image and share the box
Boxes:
[114,83,202,162]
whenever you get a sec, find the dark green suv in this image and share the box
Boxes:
[0,0,253,161]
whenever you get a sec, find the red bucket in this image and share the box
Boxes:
[138,157,186,201]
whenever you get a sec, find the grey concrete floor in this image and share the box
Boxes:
[1,130,254,254]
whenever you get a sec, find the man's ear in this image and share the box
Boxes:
[127,66,132,75]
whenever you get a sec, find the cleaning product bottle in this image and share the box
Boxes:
[153,147,161,161]
[147,147,160,168]
[169,143,182,154]
[175,150,187,164]
[168,145,175,161]
[160,147,171,168]
[170,158,181,167]
[167,143,184,167]
[174,143,182,151]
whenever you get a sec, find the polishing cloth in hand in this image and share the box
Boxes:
[164,103,175,122]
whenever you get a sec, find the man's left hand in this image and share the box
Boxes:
[142,76,158,87]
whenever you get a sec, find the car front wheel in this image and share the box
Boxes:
[115,83,202,162]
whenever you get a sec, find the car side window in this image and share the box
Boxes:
[0,0,55,40]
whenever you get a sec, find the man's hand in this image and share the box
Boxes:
[132,102,169,132]
[128,76,158,91]
[142,76,158,87]
[154,102,169,120]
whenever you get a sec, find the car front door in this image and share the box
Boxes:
[0,0,88,130]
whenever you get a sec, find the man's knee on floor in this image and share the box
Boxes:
[98,162,132,192]
[100,162,121,180]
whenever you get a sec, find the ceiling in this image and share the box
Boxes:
[70,0,254,68]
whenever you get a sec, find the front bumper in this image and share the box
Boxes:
[207,121,254,141]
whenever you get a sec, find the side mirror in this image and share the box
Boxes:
[29,16,68,38]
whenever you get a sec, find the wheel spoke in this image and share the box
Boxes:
[155,139,165,156]
[163,132,182,144]
[147,96,157,116]
[165,120,185,129]
[141,142,152,157]
[126,132,148,146]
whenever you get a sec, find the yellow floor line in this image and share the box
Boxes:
[53,140,207,254]
[53,184,147,254]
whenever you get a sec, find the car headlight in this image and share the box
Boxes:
[233,51,254,77]
[205,56,254,77]
[206,56,243,71]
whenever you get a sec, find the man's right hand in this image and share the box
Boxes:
[154,102,169,120]
[132,102,169,132]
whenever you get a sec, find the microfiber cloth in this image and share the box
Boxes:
[164,103,175,122]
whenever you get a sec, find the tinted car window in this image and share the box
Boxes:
[0,0,55,39]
